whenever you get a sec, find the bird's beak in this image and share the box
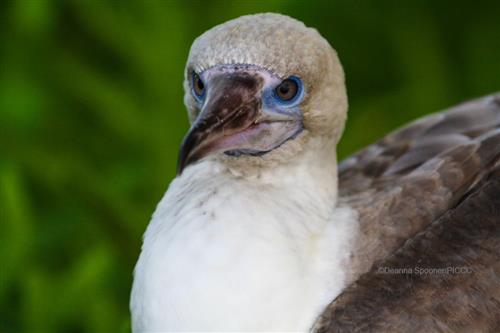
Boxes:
[177,72,301,174]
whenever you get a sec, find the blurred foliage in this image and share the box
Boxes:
[1,0,499,332]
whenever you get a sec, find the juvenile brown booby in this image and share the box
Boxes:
[130,13,500,332]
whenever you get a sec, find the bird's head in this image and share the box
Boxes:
[178,13,347,175]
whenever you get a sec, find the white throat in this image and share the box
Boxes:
[130,138,358,332]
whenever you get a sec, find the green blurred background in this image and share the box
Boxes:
[1,0,499,332]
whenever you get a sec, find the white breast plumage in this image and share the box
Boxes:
[131,155,358,332]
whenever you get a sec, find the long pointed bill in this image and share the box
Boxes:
[177,72,302,174]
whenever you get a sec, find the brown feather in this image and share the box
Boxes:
[314,93,500,332]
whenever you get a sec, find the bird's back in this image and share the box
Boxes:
[315,93,500,332]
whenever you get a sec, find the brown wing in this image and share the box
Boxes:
[314,166,500,332]
[313,93,500,332]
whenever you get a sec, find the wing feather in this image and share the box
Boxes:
[314,165,500,332]
[315,93,500,331]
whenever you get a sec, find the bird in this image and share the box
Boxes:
[130,13,500,332]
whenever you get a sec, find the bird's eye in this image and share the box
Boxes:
[192,72,205,99]
[274,76,301,103]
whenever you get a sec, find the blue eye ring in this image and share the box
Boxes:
[273,76,303,104]
[192,71,206,100]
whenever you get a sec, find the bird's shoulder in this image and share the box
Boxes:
[314,93,500,332]
[338,93,500,278]
[315,164,500,332]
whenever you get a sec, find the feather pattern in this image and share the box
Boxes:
[314,93,500,332]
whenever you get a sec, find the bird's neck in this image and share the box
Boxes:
[178,138,339,222]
